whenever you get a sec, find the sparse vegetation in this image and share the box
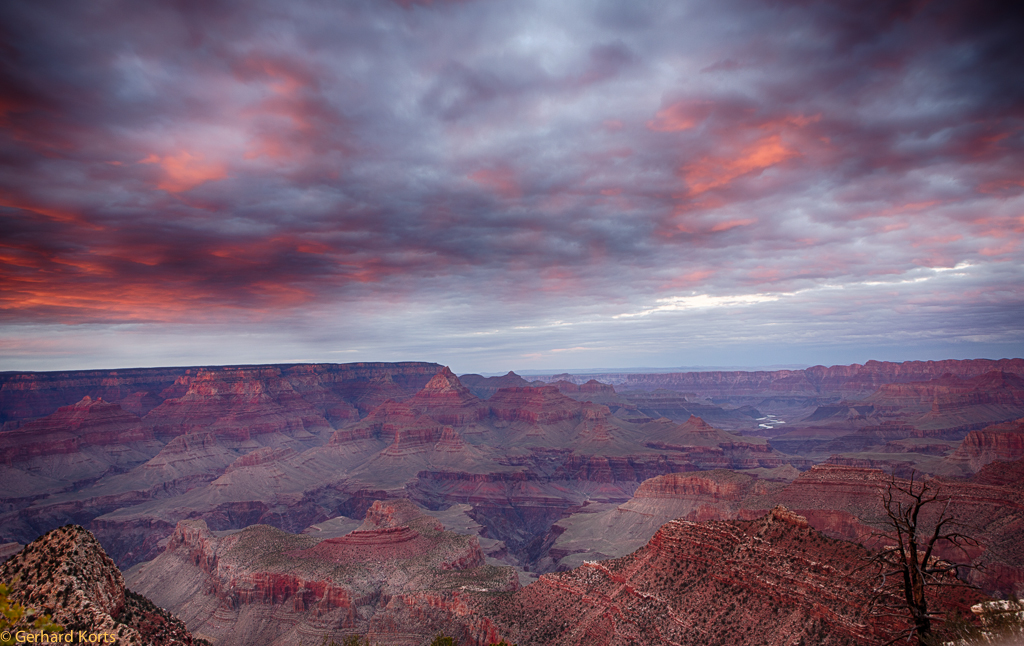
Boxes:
[0,583,63,644]
[430,634,458,646]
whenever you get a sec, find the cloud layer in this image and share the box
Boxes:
[1,0,1022,371]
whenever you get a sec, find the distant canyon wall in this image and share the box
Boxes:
[534,358,1024,399]
[0,361,444,424]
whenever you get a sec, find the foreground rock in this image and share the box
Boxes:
[542,463,1024,597]
[474,507,986,646]
[0,525,206,645]
[126,500,517,646]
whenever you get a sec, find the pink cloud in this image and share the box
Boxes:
[710,218,756,233]
[140,151,227,193]
[683,134,800,196]
[646,100,714,132]
[468,167,521,198]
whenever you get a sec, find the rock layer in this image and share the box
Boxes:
[474,508,986,646]
[126,500,516,646]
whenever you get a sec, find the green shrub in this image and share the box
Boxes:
[1,583,63,645]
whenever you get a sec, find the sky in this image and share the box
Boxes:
[1,0,1022,374]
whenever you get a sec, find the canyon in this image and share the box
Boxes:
[2,357,1023,644]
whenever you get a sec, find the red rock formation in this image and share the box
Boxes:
[633,470,754,499]
[5,358,1022,605]
[972,455,1024,489]
[0,525,205,645]
[475,508,987,645]
[118,391,166,417]
[127,501,517,646]
[0,361,443,426]
[539,358,1024,399]
[488,386,583,425]
[143,366,332,442]
[546,464,1024,597]
[459,371,537,399]
[405,367,488,426]
[948,418,1024,472]
[866,371,1024,427]
[0,396,152,463]
[549,379,624,407]
[0,367,189,424]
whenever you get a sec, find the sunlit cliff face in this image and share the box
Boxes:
[1,0,1022,371]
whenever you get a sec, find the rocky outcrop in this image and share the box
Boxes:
[549,380,624,406]
[632,469,756,500]
[0,525,206,645]
[747,465,1024,596]
[126,501,517,646]
[972,455,1024,490]
[0,396,153,463]
[0,397,162,500]
[475,509,986,645]
[141,367,332,443]
[488,386,583,425]
[948,418,1024,472]
[458,371,538,400]
[405,367,488,426]
[540,470,765,572]
[866,371,1024,429]
[543,464,1024,597]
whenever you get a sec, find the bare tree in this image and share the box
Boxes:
[867,472,980,645]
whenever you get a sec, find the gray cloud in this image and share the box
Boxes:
[0,0,1021,370]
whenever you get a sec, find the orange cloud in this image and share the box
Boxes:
[710,218,756,232]
[683,134,799,196]
[141,151,227,193]
[647,101,713,132]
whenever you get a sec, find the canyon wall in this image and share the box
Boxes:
[538,358,1024,399]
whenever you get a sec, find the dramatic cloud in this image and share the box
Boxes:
[1,0,1021,372]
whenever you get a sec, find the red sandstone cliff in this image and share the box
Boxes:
[474,507,986,645]
[948,418,1024,472]
[0,362,443,426]
[543,464,1024,597]
[405,367,489,426]
[126,500,517,646]
[0,396,153,463]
